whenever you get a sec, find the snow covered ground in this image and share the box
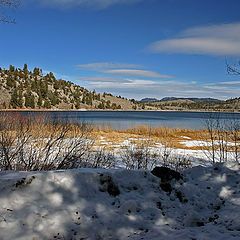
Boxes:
[0,163,240,240]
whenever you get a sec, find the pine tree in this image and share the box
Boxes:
[37,93,43,108]
[75,100,81,109]
[82,95,86,104]
[6,75,15,88]
[49,72,56,81]
[24,79,30,89]
[43,99,51,109]
[98,102,105,109]
[10,89,18,108]
[111,103,117,110]
[23,64,28,75]
[96,94,101,101]
[54,80,60,90]
[18,90,23,108]
[33,67,40,76]
[24,91,35,109]
[9,65,15,72]
[48,91,59,106]
[40,80,48,99]
[92,90,96,100]
[19,81,24,90]
[106,100,111,109]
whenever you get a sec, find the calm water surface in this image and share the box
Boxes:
[13,111,240,130]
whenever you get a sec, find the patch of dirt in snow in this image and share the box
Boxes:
[0,163,240,240]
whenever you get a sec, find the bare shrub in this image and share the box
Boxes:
[162,152,192,172]
[201,113,240,164]
[0,113,95,171]
[120,137,158,170]
[89,147,116,169]
[227,118,240,163]
[0,113,29,170]
[120,125,193,171]
[157,128,175,166]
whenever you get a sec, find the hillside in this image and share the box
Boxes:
[139,97,221,103]
[1,64,240,112]
[160,97,221,103]
[0,64,146,111]
[144,98,240,112]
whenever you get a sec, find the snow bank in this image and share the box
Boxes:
[0,163,240,240]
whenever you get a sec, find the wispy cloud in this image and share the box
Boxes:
[37,0,143,9]
[77,62,143,71]
[80,76,131,83]
[218,81,240,85]
[210,80,240,88]
[77,62,172,79]
[103,69,172,78]
[81,76,240,100]
[148,22,240,56]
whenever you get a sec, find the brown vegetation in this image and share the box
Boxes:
[1,112,240,172]
[0,113,95,171]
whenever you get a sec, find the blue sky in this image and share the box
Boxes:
[1,0,240,100]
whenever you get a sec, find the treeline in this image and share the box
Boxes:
[0,64,125,110]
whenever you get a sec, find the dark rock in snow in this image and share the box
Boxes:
[151,167,182,182]
[160,183,172,193]
[175,190,188,203]
[196,221,205,227]
[15,176,35,188]
[156,201,162,210]
[99,174,120,196]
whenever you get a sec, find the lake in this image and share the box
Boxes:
[10,110,240,130]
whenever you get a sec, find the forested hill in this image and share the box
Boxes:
[0,64,141,110]
[1,64,240,112]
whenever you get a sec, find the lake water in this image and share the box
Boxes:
[12,111,240,130]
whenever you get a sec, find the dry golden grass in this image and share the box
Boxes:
[93,126,186,150]
[1,112,240,153]
[92,125,240,152]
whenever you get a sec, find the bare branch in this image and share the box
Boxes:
[226,58,240,75]
[0,0,19,23]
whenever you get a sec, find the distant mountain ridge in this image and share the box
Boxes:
[140,97,221,103]
[161,97,221,103]
[139,98,158,103]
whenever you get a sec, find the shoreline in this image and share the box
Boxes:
[1,108,240,114]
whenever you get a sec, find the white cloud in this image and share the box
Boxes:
[210,80,240,88]
[103,69,172,78]
[77,62,172,79]
[148,22,240,56]
[77,62,143,71]
[218,81,240,85]
[182,23,240,39]
[82,77,240,100]
[80,76,131,83]
[37,0,142,8]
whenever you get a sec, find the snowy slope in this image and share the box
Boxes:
[0,163,240,240]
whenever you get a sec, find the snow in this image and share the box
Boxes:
[180,140,208,147]
[180,140,239,148]
[0,163,240,240]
